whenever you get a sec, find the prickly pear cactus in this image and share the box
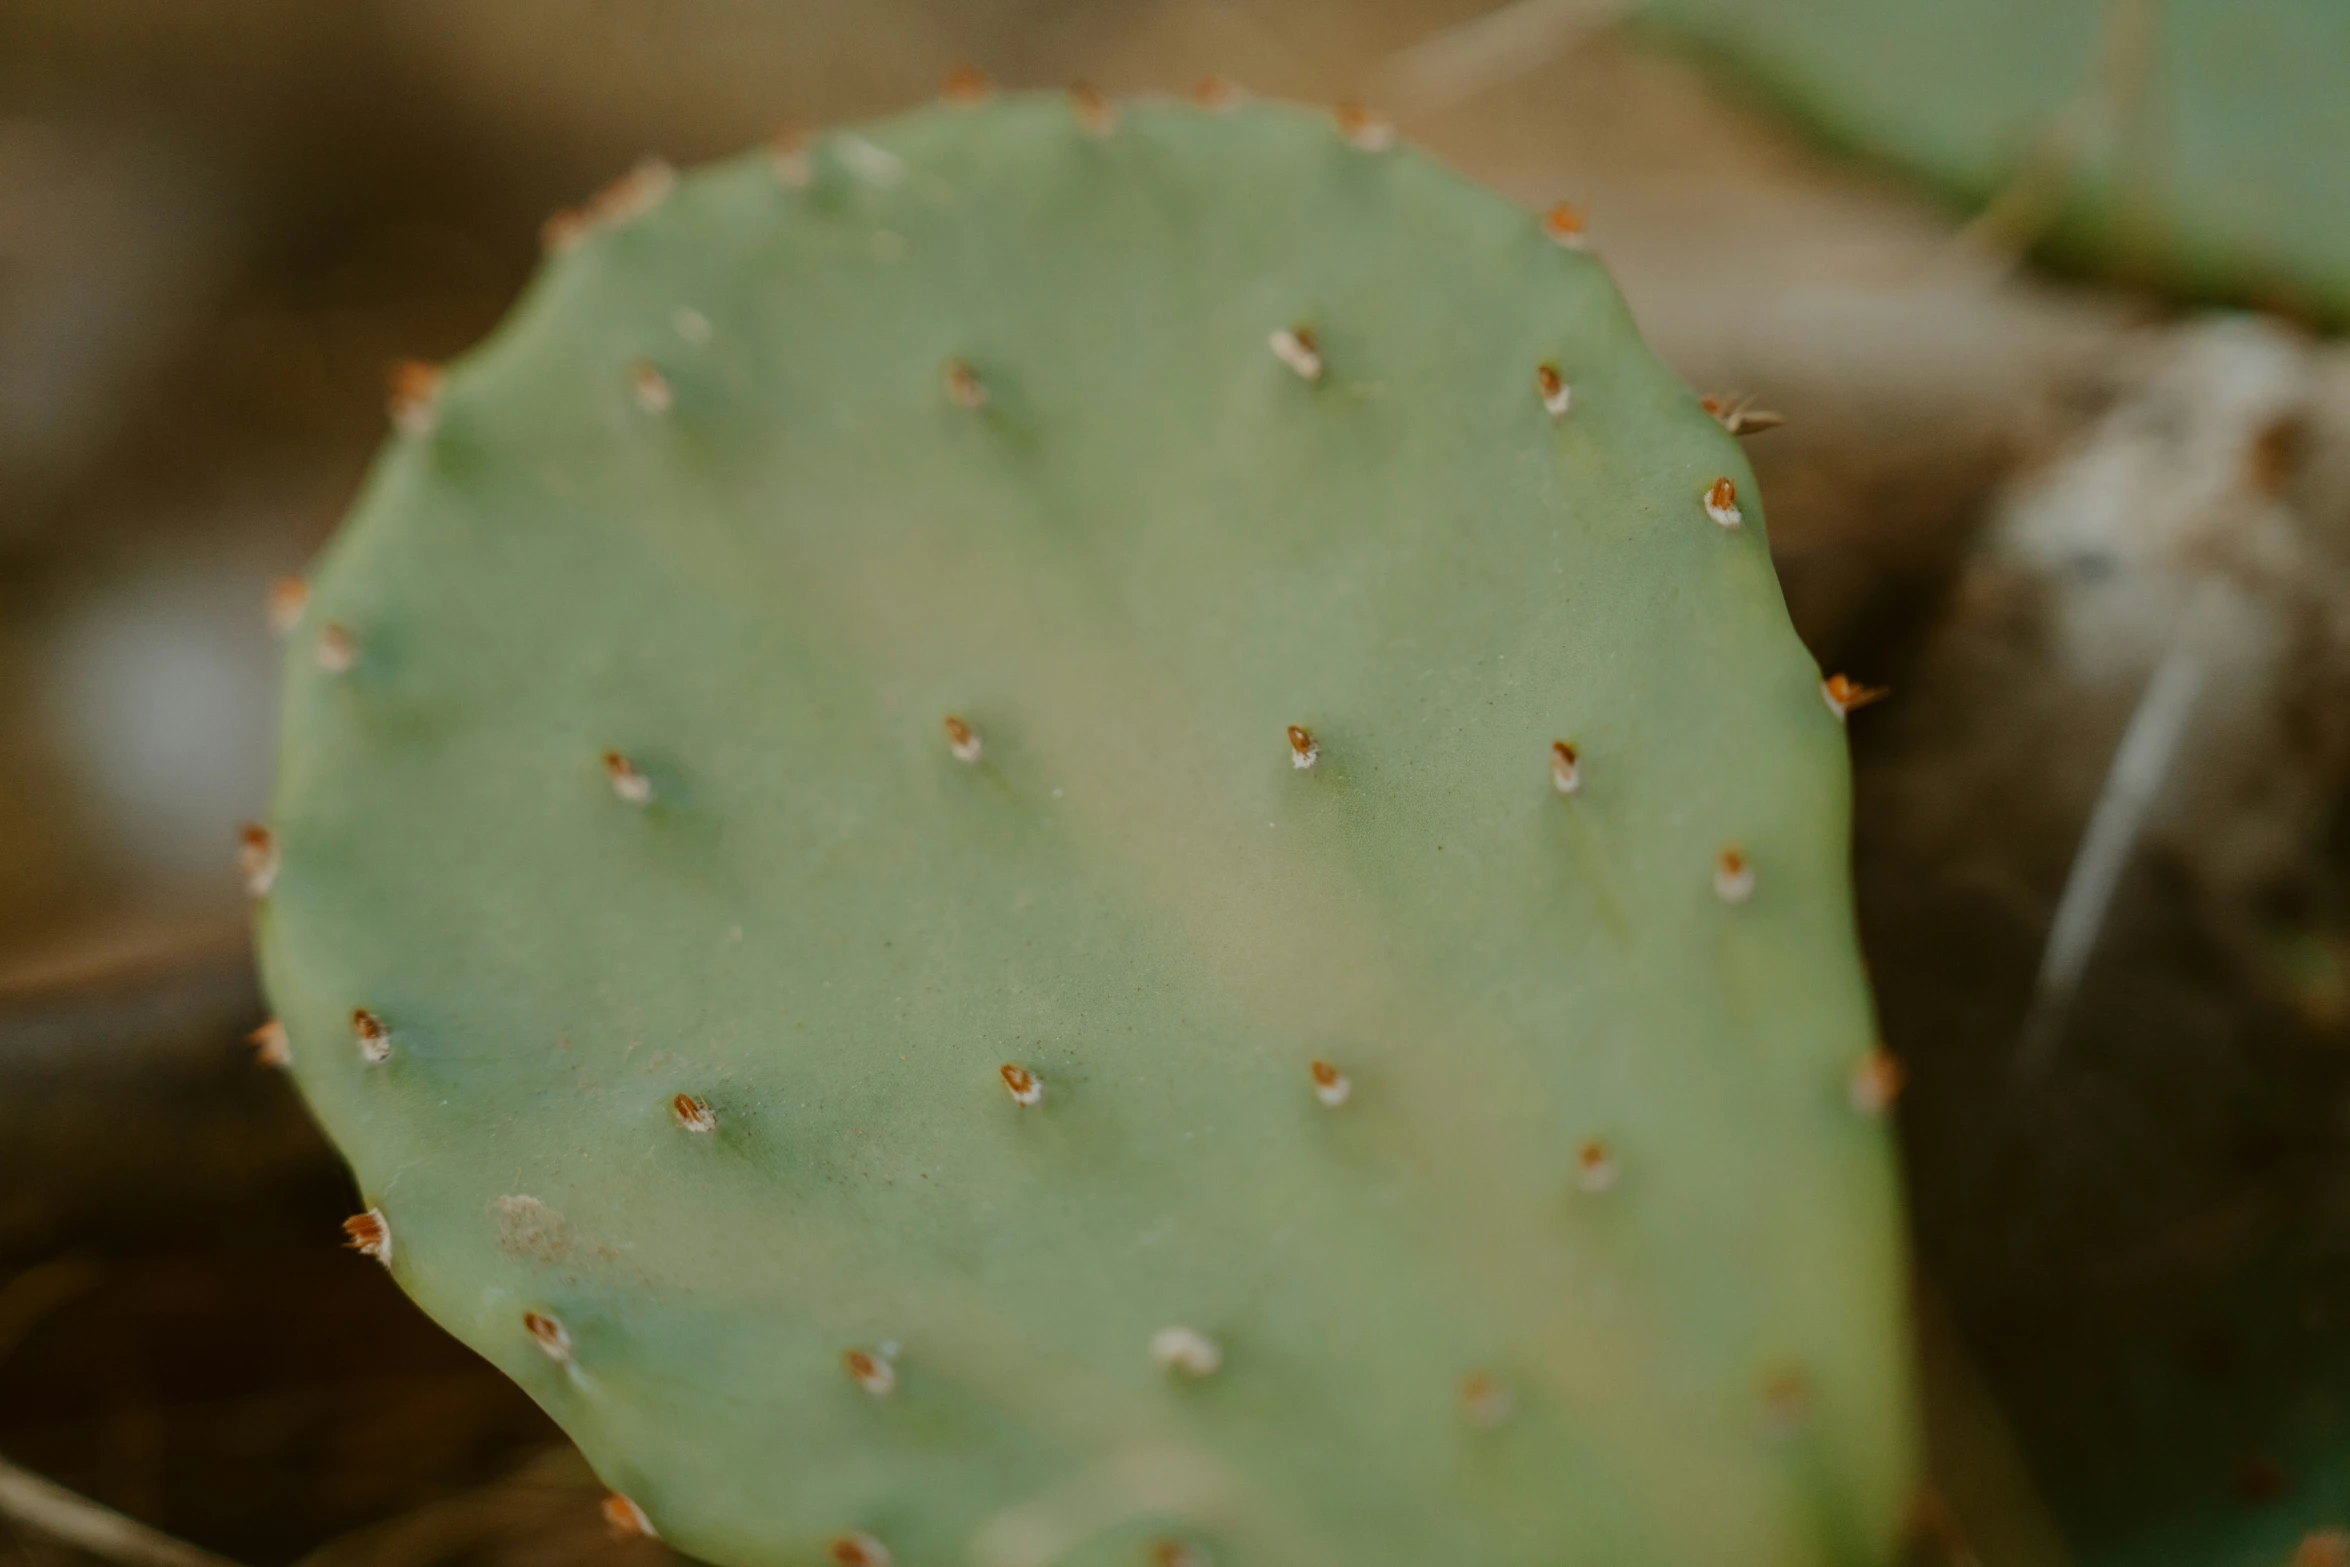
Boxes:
[1638,0,2350,324]
[253,86,1912,1567]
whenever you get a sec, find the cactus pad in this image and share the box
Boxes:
[1639,0,2350,324]
[256,90,1910,1567]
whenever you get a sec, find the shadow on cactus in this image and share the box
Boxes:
[249,83,1909,1567]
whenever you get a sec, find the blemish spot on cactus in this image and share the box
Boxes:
[266,576,307,635]
[1703,477,1743,529]
[1191,76,1241,112]
[1573,1138,1618,1193]
[1549,740,1582,795]
[238,823,278,897]
[1000,1063,1044,1106]
[523,1310,573,1363]
[1543,201,1588,249]
[943,714,984,762]
[352,1007,392,1065]
[1286,724,1319,770]
[248,1018,290,1067]
[843,1347,897,1396]
[601,1493,657,1539]
[673,308,712,344]
[315,622,358,674]
[1700,392,1785,437]
[834,134,907,188]
[1536,363,1572,417]
[1459,1372,1514,1428]
[1821,673,1888,718]
[1760,1370,1809,1438]
[829,1533,892,1567]
[671,1092,717,1133]
[770,125,814,190]
[1309,1059,1352,1107]
[1269,326,1323,383]
[387,360,443,437]
[1069,82,1115,136]
[1714,846,1756,904]
[603,751,654,806]
[1334,102,1395,152]
[629,360,674,416]
[943,358,988,409]
[1847,1048,1905,1116]
[343,1208,392,1264]
[1150,1325,1223,1378]
[941,65,993,106]
[1150,1541,1210,1567]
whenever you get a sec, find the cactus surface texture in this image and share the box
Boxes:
[1640,0,2350,324]
[256,91,1910,1567]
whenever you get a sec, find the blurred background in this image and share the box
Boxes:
[4,1,2348,1563]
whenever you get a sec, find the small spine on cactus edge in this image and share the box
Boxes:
[629,360,673,416]
[352,1008,392,1065]
[316,622,358,674]
[523,1310,573,1363]
[1191,76,1241,112]
[1286,724,1319,770]
[1703,477,1743,529]
[1573,1137,1618,1193]
[343,1208,392,1264]
[1536,364,1572,417]
[1069,82,1115,136]
[1713,847,1755,904]
[830,1532,892,1567]
[1150,1542,1210,1567]
[1549,741,1581,795]
[1543,201,1588,249]
[266,577,308,635]
[1459,1372,1514,1427]
[588,157,675,230]
[1000,1063,1044,1106]
[771,124,814,189]
[387,360,443,437]
[1821,674,1888,718]
[603,751,654,806]
[1149,1325,1222,1378]
[1701,392,1784,437]
[1334,101,1395,151]
[1309,1059,1351,1107]
[943,358,988,409]
[672,1093,716,1133]
[1847,1048,1904,1116]
[1269,326,1323,383]
[843,1347,897,1396]
[248,1018,290,1067]
[943,714,983,762]
[238,823,278,897]
[602,1494,658,1539]
[940,64,992,105]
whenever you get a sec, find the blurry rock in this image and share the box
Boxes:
[1856,314,2350,1560]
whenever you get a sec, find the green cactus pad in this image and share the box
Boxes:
[1638,0,2350,324]
[257,90,1910,1567]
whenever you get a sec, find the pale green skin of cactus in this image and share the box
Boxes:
[258,93,1912,1567]
[1638,0,2350,324]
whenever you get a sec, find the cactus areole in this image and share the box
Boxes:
[255,89,1913,1567]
